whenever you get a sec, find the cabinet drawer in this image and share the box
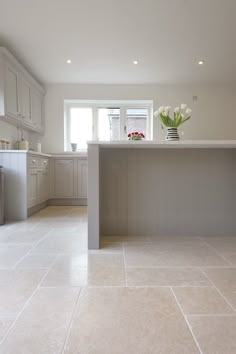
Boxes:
[40,158,49,167]
[28,156,41,167]
[27,157,49,169]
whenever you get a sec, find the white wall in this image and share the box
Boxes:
[42,83,236,153]
[0,120,30,149]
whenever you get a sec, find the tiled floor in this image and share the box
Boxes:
[0,207,236,353]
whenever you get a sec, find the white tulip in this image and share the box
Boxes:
[159,106,165,113]
[153,110,159,117]
[186,108,192,116]
[174,107,180,113]
[165,106,171,111]
[181,104,187,110]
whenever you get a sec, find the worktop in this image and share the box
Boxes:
[88,140,236,148]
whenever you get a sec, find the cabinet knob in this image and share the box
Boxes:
[17,113,21,117]
[44,161,47,164]
[32,159,35,163]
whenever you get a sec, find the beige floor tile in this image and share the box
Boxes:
[64,287,199,354]
[0,287,80,354]
[203,268,236,309]
[31,233,87,254]
[203,236,236,253]
[0,269,46,316]
[173,287,234,315]
[187,316,236,354]
[126,268,210,287]
[0,244,33,268]
[0,318,14,341]
[0,229,50,244]
[94,240,124,254]
[41,254,125,287]
[101,235,151,243]
[124,242,229,267]
[220,253,236,266]
[16,254,57,269]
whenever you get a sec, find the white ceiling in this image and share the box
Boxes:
[0,0,236,85]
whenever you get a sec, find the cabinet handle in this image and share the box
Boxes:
[22,115,25,119]
[32,159,35,163]
[17,113,21,117]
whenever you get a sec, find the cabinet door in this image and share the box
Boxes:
[31,87,43,131]
[54,159,74,197]
[21,76,32,125]
[5,62,21,118]
[38,170,49,202]
[28,170,38,207]
[77,159,88,198]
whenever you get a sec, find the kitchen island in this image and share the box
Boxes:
[88,141,236,249]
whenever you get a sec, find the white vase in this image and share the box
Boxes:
[166,127,179,141]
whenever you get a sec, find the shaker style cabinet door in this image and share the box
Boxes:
[21,76,32,125]
[31,87,43,131]
[27,170,38,207]
[5,62,21,119]
[54,159,74,197]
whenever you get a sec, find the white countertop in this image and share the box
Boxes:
[88,140,236,148]
[0,150,87,157]
[0,150,51,157]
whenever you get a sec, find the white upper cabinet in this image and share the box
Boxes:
[21,75,32,125]
[5,62,21,119]
[0,47,45,133]
[31,86,43,130]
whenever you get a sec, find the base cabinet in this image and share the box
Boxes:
[52,157,87,200]
[54,159,74,197]
[27,156,49,208]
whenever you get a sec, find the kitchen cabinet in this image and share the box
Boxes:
[27,155,49,208]
[0,47,45,133]
[21,75,32,125]
[0,152,50,221]
[51,157,88,201]
[5,61,21,119]
[54,159,74,197]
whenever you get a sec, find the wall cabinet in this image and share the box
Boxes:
[0,47,45,133]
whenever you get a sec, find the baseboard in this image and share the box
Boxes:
[47,198,87,206]
[27,201,48,216]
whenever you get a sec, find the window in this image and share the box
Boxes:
[64,100,153,150]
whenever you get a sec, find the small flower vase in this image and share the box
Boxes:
[166,127,179,141]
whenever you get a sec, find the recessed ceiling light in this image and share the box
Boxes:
[66,59,72,64]
[133,60,139,65]
[198,60,204,65]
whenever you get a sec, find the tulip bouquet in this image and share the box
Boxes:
[154,104,192,128]
[128,132,145,140]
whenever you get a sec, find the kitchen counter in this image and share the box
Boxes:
[88,140,236,148]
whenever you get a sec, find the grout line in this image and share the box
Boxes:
[61,288,83,354]
[199,268,236,313]
[200,237,233,266]
[12,229,54,269]
[170,287,203,354]
[0,253,60,346]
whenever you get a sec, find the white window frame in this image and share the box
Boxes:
[64,100,153,151]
